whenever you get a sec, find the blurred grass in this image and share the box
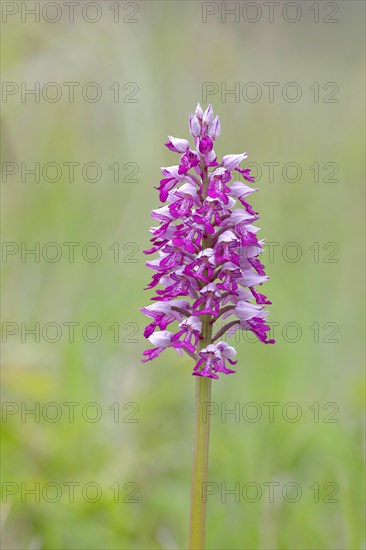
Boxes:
[1,2,365,549]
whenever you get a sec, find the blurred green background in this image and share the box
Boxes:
[1,1,365,549]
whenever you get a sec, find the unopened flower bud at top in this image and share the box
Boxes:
[195,102,204,121]
[202,104,214,126]
[189,113,201,137]
[207,115,221,140]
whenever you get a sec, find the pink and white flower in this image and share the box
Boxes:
[141,104,275,378]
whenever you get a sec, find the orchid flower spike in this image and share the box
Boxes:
[141,104,274,379]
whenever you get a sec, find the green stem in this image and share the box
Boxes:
[189,315,212,550]
[189,379,211,549]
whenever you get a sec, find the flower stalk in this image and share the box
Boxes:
[189,372,212,549]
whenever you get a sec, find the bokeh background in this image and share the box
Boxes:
[1,1,365,549]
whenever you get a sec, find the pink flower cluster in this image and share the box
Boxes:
[141,104,274,379]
